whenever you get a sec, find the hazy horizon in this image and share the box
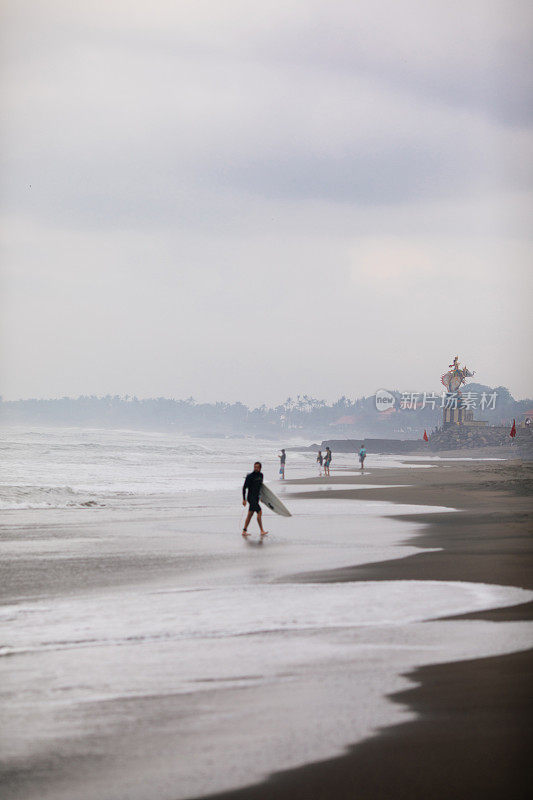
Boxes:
[2,2,532,406]
[2,386,533,404]
[2,380,531,406]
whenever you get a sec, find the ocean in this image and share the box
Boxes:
[1,427,531,800]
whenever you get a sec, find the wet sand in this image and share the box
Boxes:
[194,459,533,800]
[287,460,533,620]
[194,648,532,800]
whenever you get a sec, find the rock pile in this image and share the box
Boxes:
[429,425,533,457]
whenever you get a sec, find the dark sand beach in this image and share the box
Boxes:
[196,459,533,800]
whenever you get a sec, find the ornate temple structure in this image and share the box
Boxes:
[440,356,476,427]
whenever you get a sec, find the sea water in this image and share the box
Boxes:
[1,427,531,800]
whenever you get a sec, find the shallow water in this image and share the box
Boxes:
[1,427,532,800]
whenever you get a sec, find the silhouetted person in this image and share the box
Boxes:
[278,449,286,479]
[324,446,332,476]
[242,461,268,537]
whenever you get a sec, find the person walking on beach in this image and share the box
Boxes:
[242,461,268,537]
[316,450,323,475]
[359,444,367,472]
[278,449,286,479]
[324,446,332,477]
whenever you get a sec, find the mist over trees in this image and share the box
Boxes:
[1,386,530,439]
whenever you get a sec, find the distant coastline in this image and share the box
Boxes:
[1,385,530,439]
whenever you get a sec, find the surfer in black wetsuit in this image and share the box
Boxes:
[242,461,268,537]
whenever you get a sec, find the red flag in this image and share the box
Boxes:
[423,430,428,442]
[510,419,516,438]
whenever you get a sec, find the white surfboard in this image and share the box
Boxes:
[259,483,292,517]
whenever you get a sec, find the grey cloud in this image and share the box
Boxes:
[1,1,532,402]
[211,138,526,206]
[2,3,531,234]
[3,108,530,231]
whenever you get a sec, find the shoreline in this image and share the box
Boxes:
[191,458,533,800]
[192,648,533,800]
[286,460,533,621]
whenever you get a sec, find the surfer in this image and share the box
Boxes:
[278,449,286,479]
[359,444,367,472]
[242,462,268,537]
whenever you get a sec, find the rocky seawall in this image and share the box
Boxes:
[321,438,425,454]
[429,425,532,456]
[318,427,533,460]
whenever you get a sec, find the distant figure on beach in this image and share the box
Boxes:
[359,444,367,472]
[278,449,286,479]
[316,450,323,475]
[242,462,268,537]
[324,446,332,477]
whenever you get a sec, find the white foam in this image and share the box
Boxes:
[2,578,531,659]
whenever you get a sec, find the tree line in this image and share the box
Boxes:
[0,385,530,437]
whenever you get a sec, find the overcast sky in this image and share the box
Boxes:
[1,1,532,405]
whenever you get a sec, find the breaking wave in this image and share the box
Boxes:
[0,485,102,510]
